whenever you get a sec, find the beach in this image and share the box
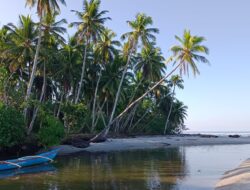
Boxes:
[55,135,250,155]
[215,158,250,190]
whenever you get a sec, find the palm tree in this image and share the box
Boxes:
[135,45,166,83]
[24,0,66,118]
[164,75,184,134]
[27,12,67,134]
[106,30,209,138]
[91,13,159,142]
[41,12,67,46]
[54,37,82,104]
[117,44,166,133]
[168,100,188,134]
[70,0,110,104]
[91,28,120,131]
[4,15,36,78]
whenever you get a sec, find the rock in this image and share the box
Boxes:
[200,134,218,138]
[228,135,240,138]
[61,134,92,148]
[71,141,89,148]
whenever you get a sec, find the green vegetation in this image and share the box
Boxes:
[0,0,209,147]
[0,105,26,147]
[38,115,65,147]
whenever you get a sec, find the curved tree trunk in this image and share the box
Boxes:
[75,41,88,104]
[113,62,182,124]
[90,52,133,142]
[27,62,46,134]
[56,93,64,118]
[91,69,102,132]
[24,19,43,118]
[129,109,149,133]
[90,62,182,142]
[164,85,175,135]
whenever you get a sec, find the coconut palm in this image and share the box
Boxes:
[41,12,67,46]
[117,45,165,132]
[70,0,110,104]
[24,0,66,118]
[28,13,67,134]
[91,28,120,131]
[164,75,184,134]
[168,100,188,134]
[55,37,82,102]
[171,30,209,76]
[135,45,165,82]
[109,30,209,136]
[91,13,159,142]
[134,43,166,100]
[4,15,37,78]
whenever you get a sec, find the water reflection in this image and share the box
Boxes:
[0,164,56,179]
[0,148,188,190]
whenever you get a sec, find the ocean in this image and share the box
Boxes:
[184,131,250,137]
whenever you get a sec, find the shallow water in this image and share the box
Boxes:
[1,144,250,190]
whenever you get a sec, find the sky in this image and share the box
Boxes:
[0,0,250,132]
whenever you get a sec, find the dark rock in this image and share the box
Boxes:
[228,135,240,138]
[91,136,107,143]
[61,134,92,148]
[71,141,89,148]
[200,134,218,138]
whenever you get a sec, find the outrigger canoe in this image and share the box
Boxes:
[0,149,60,171]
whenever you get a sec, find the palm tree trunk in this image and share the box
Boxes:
[164,85,176,135]
[90,52,133,142]
[94,99,107,127]
[91,50,181,142]
[57,93,64,118]
[113,62,182,124]
[129,110,149,133]
[90,62,182,142]
[27,62,46,134]
[24,19,43,118]
[91,69,102,132]
[75,41,88,104]
[120,103,138,133]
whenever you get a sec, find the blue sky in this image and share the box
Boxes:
[0,0,250,131]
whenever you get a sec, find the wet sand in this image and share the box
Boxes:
[215,158,250,190]
[55,135,250,156]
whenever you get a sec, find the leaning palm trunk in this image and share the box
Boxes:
[164,85,176,135]
[122,104,138,133]
[90,62,182,142]
[75,41,88,104]
[27,62,46,134]
[114,62,182,123]
[56,93,64,118]
[129,109,149,133]
[91,69,102,132]
[90,53,133,142]
[115,80,142,133]
[24,20,43,118]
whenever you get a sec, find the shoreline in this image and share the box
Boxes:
[54,135,250,156]
[215,158,250,190]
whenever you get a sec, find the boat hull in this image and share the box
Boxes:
[0,149,59,171]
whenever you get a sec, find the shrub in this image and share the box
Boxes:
[0,105,26,147]
[62,103,90,133]
[38,115,65,147]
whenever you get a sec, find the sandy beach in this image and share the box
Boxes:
[55,135,250,156]
[215,158,250,190]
